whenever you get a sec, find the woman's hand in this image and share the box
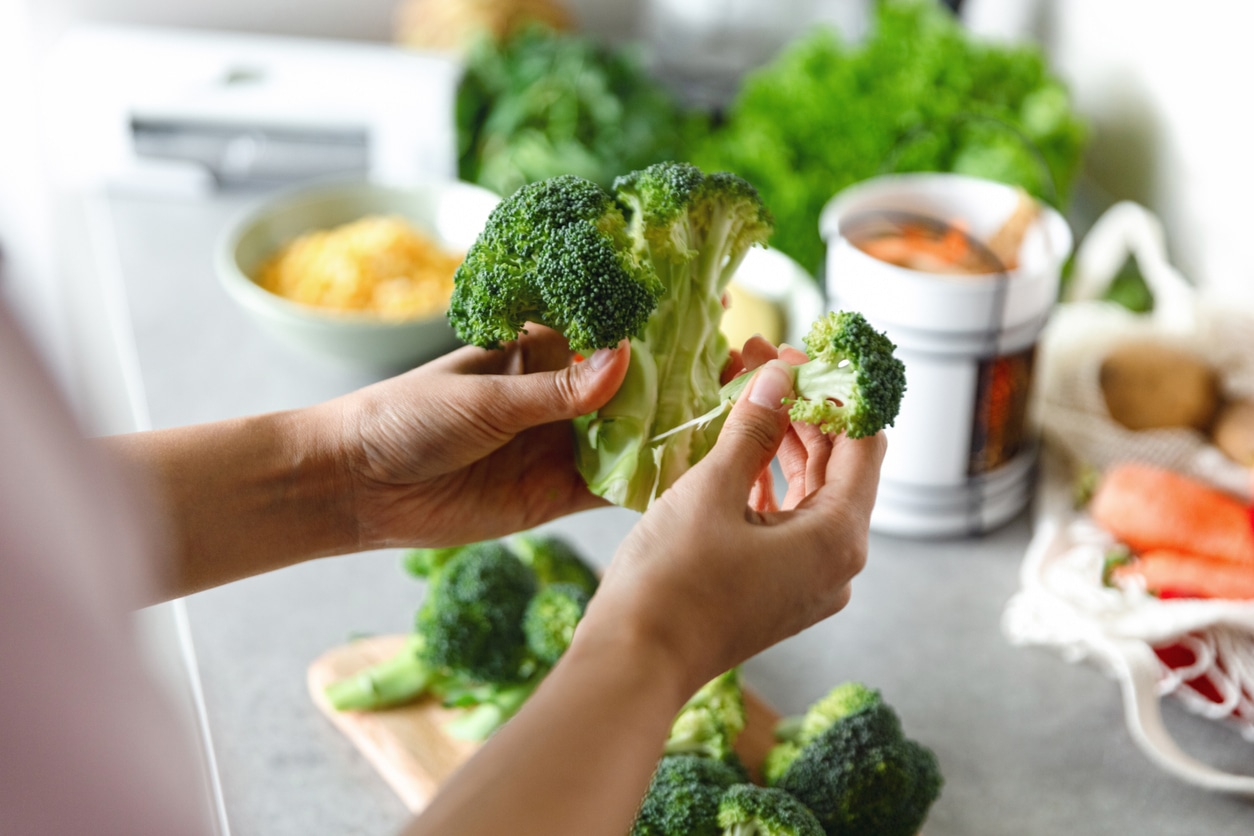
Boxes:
[582,336,887,694]
[327,326,630,551]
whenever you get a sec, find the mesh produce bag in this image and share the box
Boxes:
[1005,202,1254,794]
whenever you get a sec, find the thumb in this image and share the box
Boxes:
[477,342,631,432]
[700,360,794,505]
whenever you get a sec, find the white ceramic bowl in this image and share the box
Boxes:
[217,180,501,370]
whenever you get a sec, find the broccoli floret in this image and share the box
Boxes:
[522,582,590,665]
[664,669,747,761]
[632,755,745,836]
[575,162,774,509]
[717,784,825,836]
[718,311,906,439]
[416,542,538,684]
[510,533,600,595]
[401,545,468,578]
[775,703,942,836]
[448,174,663,353]
[764,682,884,785]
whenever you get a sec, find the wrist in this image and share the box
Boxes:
[272,403,361,556]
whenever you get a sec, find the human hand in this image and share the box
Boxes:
[324,326,630,550]
[581,336,887,693]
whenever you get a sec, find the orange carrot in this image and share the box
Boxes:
[1089,462,1254,566]
[1112,549,1254,600]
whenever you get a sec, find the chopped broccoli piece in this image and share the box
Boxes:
[522,582,590,665]
[665,669,747,762]
[510,533,600,595]
[575,162,774,509]
[717,784,825,836]
[416,542,538,684]
[764,682,884,785]
[442,677,542,741]
[632,755,745,836]
[448,174,663,353]
[717,311,906,439]
[775,703,942,836]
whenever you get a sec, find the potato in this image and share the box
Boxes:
[1212,399,1254,466]
[1099,340,1220,431]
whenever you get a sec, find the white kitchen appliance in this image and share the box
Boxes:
[41,24,459,194]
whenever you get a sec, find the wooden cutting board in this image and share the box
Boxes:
[308,634,782,814]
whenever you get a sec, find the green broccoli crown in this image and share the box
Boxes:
[613,162,774,264]
[522,582,590,666]
[632,754,745,836]
[415,542,538,684]
[448,174,663,353]
[765,682,886,785]
[510,533,600,595]
[665,669,748,761]
[790,310,906,439]
[776,704,942,836]
[717,784,825,836]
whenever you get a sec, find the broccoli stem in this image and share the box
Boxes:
[324,636,435,711]
[443,678,542,741]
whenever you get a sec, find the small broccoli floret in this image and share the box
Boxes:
[717,784,825,836]
[632,755,745,836]
[510,533,600,595]
[522,582,590,665]
[416,542,538,684]
[664,669,747,761]
[718,311,906,439]
[775,703,942,836]
[764,682,885,785]
[448,174,663,353]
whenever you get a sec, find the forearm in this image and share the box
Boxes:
[103,404,356,601]
[402,615,694,836]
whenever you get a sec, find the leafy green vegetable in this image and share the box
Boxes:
[694,0,1087,275]
[457,24,702,197]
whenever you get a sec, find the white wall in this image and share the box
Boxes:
[970,0,1254,307]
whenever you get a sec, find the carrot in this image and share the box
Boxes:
[1112,549,1254,600]
[1089,462,1254,566]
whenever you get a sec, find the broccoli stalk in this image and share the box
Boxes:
[324,634,442,711]
[575,163,774,509]
[717,784,825,836]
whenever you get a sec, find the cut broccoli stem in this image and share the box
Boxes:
[325,635,437,711]
[443,678,541,741]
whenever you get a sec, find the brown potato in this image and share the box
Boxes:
[1212,399,1254,466]
[1099,340,1220,431]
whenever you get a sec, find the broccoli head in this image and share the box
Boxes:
[510,533,600,595]
[415,542,538,684]
[717,784,825,836]
[522,582,590,666]
[448,174,663,353]
[632,755,745,836]
[764,682,885,785]
[576,162,774,509]
[664,669,747,761]
[775,703,942,836]
[718,311,906,439]
[401,545,469,579]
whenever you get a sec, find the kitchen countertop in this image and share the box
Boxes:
[101,189,1253,835]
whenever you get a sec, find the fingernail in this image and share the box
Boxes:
[748,360,793,408]
[586,347,616,371]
